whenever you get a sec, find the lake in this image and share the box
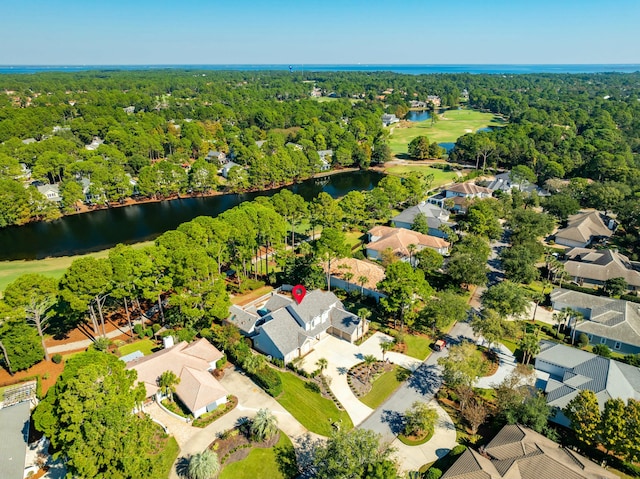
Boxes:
[0,170,383,260]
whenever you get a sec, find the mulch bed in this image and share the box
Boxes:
[210,426,280,465]
[481,351,499,377]
[348,360,394,397]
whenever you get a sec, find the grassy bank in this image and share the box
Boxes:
[384,165,459,189]
[0,241,153,293]
[388,109,505,156]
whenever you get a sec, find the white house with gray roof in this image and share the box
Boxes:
[227,289,367,363]
[391,201,452,237]
[534,340,640,427]
[551,288,640,354]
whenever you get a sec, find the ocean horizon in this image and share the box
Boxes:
[1,64,640,75]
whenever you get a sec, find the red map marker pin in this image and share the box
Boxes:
[292,285,307,304]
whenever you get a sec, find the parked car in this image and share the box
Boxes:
[434,339,447,351]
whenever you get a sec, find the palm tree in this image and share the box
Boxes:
[343,272,354,292]
[316,358,328,376]
[250,408,279,441]
[188,450,220,479]
[407,243,417,267]
[363,354,377,383]
[158,370,180,401]
[381,340,395,361]
[520,333,540,365]
[357,275,368,296]
[552,311,565,336]
[570,310,585,345]
[242,354,266,374]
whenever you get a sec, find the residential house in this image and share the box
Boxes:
[366,225,450,262]
[285,142,303,151]
[409,100,428,108]
[126,338,228,419]
[255,140,266,149]
[326,257,386,301]
[554,211,614,248]
[226,289,367,363]
[123,106,135,114]
[22,138,37,145]
[550,288,640,354]
[391,201,452,237]
[442,423,618,479]
[562,247,640,291]
[486,170,550,197]
[206,150,227,163]
[534,340,640,427]
[220,161,241,179]
[36,183,61,202]
[426,95,441,107]
[0,401,31,479]
[428,182,493,213]
[381,113,400,127]
[317,150,333,171]
[85,136,103,151]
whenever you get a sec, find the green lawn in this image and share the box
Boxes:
[404,334,433,360]
[388,109,505,156]
[385,165,459,189]
[118,339,158,357]
[274,370,353,436]
[344,230,365,250]
[359,365,408,409]
[154,435,180,479]
[219,432,294,479]
[0,240,153,293]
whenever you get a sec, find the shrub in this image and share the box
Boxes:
[51,353,63,364]
[592,344,611,358]
[425,468,443,479]
[152,323,161,333]
[133,324,144,336]
[578,333,589,348]
[450,445,467,456]
[305,381,321,393]
[252,366,283,397]
[176,328,197,343]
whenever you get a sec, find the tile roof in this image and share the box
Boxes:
[555,211,612,245]
[326,257,386,291]
[563,248,640,288]
[177,366,228,413]
[446,183,493,196]
[443,424,619,479]
[366,226,449,256]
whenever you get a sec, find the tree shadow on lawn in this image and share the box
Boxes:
[407,364,442,396]
[381,409,405,435]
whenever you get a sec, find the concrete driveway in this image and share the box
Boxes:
[299,333,422,426]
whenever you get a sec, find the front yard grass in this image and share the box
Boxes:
[385,165,458,189]
[118,338,158,357]
[219,432,294,479]
[154,435,180,479]
[404,334,433,360]
[274,370,353,436]
[359,365,409,409]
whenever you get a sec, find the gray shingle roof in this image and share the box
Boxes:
[330,308,362,335]
[264,293,294,312]
[563,248,640,287]
[288,290,340,326]
[551,288,640,347]
[391,202,451,229]
[227,304,260,334]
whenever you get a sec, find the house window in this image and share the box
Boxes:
[587,334,592,341]
[614,342,621,350]
[600,337,607,344]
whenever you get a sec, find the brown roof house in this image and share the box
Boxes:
[428,182,493,214]
[326,257,386,301]
[551,288,640,354]
[366,226,450,263]
[555,211,614,248]
[535,340,640,427]
[563,247,640,291]
[227,289,367,363]
[126,338,228,419]
[442,424,618,479]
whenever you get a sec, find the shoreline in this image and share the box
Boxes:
[49,167,362,220]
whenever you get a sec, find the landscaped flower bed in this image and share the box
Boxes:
[347,360,394,397]
[210,425,280,465]
[192,395,238,428]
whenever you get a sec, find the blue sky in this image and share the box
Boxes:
[2,0,639,65]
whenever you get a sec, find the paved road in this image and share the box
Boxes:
[359,321,473,445]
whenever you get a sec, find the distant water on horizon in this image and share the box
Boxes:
[1,64,640,75]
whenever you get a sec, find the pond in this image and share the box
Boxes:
[0,170,383,260]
